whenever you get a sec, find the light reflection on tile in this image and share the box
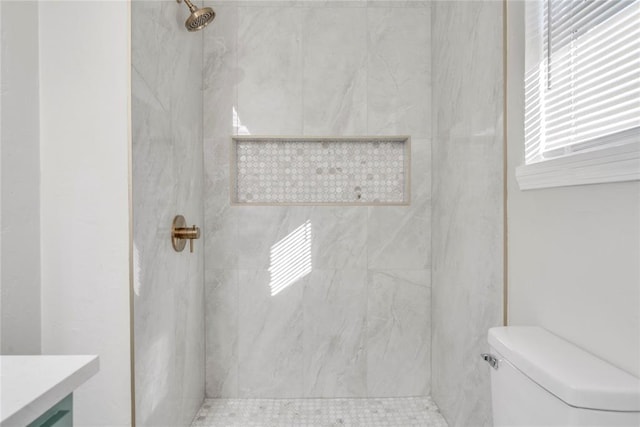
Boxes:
[269,220,313,296]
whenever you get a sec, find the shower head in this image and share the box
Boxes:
[177,0,215,32]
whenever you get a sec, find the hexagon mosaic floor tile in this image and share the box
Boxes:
[190,397,448,427]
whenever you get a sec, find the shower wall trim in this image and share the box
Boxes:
[126,0,136,424]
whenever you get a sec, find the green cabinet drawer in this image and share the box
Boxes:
[27,394,73,427]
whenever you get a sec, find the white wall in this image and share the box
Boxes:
[507,1,640,378]
[39,1,132,425]
[0,1,41,355]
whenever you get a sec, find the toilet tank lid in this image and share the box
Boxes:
[488,326,640,412]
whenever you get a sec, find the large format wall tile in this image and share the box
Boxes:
[410,138,432,203]
[238,269,305,397]
[367,269,430,397]
[367,7,431,138]
[431,1,504,426]
[236,206,311,269]
[203,1,432,399]
[303,269,367,397]
[205,270,239,398]
[204,5,238,139]
[133,1,205,426]
[235,206,368,270]
[367,202,430,270]
[302,7,367,135]
[309,208,368,269]
[204,137,238,270]
[237,7,303,135]
[367,138,431,269]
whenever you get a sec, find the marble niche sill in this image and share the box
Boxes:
[0,355,99,426]
[516,142,640,190]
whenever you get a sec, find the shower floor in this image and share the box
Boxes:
[190,396,448,427]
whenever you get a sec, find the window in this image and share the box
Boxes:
[518,0,640,189]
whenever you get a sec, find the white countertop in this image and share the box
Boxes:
[0,355,99,426]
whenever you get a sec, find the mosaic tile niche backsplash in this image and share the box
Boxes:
[234,137,409,204]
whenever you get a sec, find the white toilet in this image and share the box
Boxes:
[485,326,640,426]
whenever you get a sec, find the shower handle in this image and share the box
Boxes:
[171,215,201,253]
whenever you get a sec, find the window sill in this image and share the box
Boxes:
[516,143,640,190]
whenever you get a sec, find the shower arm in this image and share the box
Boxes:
[176,0,198,13]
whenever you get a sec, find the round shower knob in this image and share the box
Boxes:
[171,215,201,253]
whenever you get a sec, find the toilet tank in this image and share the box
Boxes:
[487,326,640,427]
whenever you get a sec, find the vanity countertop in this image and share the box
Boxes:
[0,355,99,426]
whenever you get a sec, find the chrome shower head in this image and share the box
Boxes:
[177,0,215,32]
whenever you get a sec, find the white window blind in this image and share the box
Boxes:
[524,0,640,164]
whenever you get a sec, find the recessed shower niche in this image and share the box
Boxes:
[232,136,410,205]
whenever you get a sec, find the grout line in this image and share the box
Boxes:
[427,1,433,397]
[201,4,208,404]
[502,0,509,327]
[300,6,306,136]
[234,4,241,400]
[235,268,240,398]
[365,3,370,137]
[365,6,370,393]
[234,3,239,138]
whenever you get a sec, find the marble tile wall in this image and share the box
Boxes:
[132,1,205,426]
[203,0,431,398]
[431,1,504,426]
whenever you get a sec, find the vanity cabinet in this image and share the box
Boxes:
[27,395,72,427]
[0,356,98,427]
